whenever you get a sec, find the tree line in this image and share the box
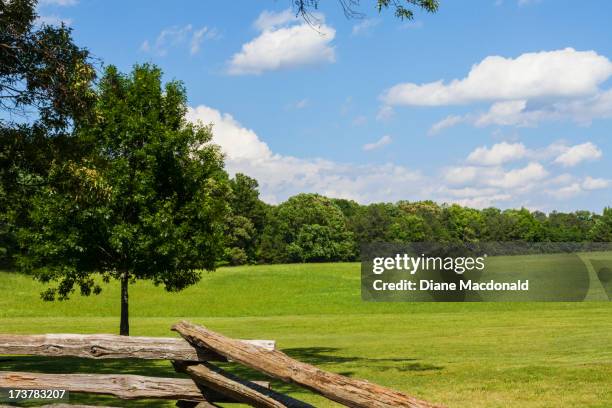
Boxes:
[221,179,612,265]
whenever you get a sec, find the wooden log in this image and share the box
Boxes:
[172,321,443,408]
[0,334,274,361]
[0,371,267,402]
[174,360,314,408]
[0,371,205,400]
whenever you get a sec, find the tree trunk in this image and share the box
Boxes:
[119,272,129,336]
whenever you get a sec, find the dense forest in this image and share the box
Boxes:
[222,173,612,265]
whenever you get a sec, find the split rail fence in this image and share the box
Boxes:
[0,321,442,407]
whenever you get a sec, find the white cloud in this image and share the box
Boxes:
[141,25,192,56]
[490,162,548,188]
[444,162,547,190]
[429,89,612,132]
[474,100,530,126]
[553,142,602,167]
[559,89,612,123]
[190,27,218,55]
[141,25,216,56]
[186,105,607,209]
[186,105,423,203]
[548,182,583,199]
[187,105,272,161]
[435,186,512,209]
[352,18,380,36]
[363,135,392,151]
[228,10,336,75]
[376,106,395,121]
[439,138,608,208]
[464,140,602,168]
[479,91,612,128]
[429,115,464,135]
[582,176,610,190]
[443,166,483,185]
[547,176,609,198]
[36,0,76,25]
[467,142,528,165]
[254,9,296,31]
[440,149,605,207]
[548,173,575,186]
[382,48,612,106]
[438,161,605,208]
[416,50,612,133]
[429,101,536,132]
[527,141,572,161]
[439,161,555,208]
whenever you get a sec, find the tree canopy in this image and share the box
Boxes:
[1,0,96,267]
[232,193,610,264]
[223,173,268,265]
[260,194,355,263]
[17,64,230,335]
[1,0,95,127]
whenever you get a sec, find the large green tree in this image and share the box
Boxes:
[442,204,486,243]
[348,203,398,244]
[1,0,95,267]
[546,211,595,242]
[589,208,612,242]
[260,194,354,263]
[18,64,230,335]
[223,173,267,265]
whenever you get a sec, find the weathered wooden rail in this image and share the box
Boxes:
[0,371,269,402]
[0,333,274,361]
[0,322,443,407]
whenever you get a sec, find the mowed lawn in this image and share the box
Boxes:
[1,262,611,407]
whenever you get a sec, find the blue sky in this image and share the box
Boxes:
[37,0,612,212]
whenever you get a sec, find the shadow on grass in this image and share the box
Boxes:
[0,347,443,405]
[283,346,424,365]
[217,346,443,395]
[0,356,182,377]
[0,356,180,407]
[283,346,443,372]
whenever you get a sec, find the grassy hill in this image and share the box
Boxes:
[1,262,611,407]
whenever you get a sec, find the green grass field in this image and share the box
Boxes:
[1,261,611,407]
